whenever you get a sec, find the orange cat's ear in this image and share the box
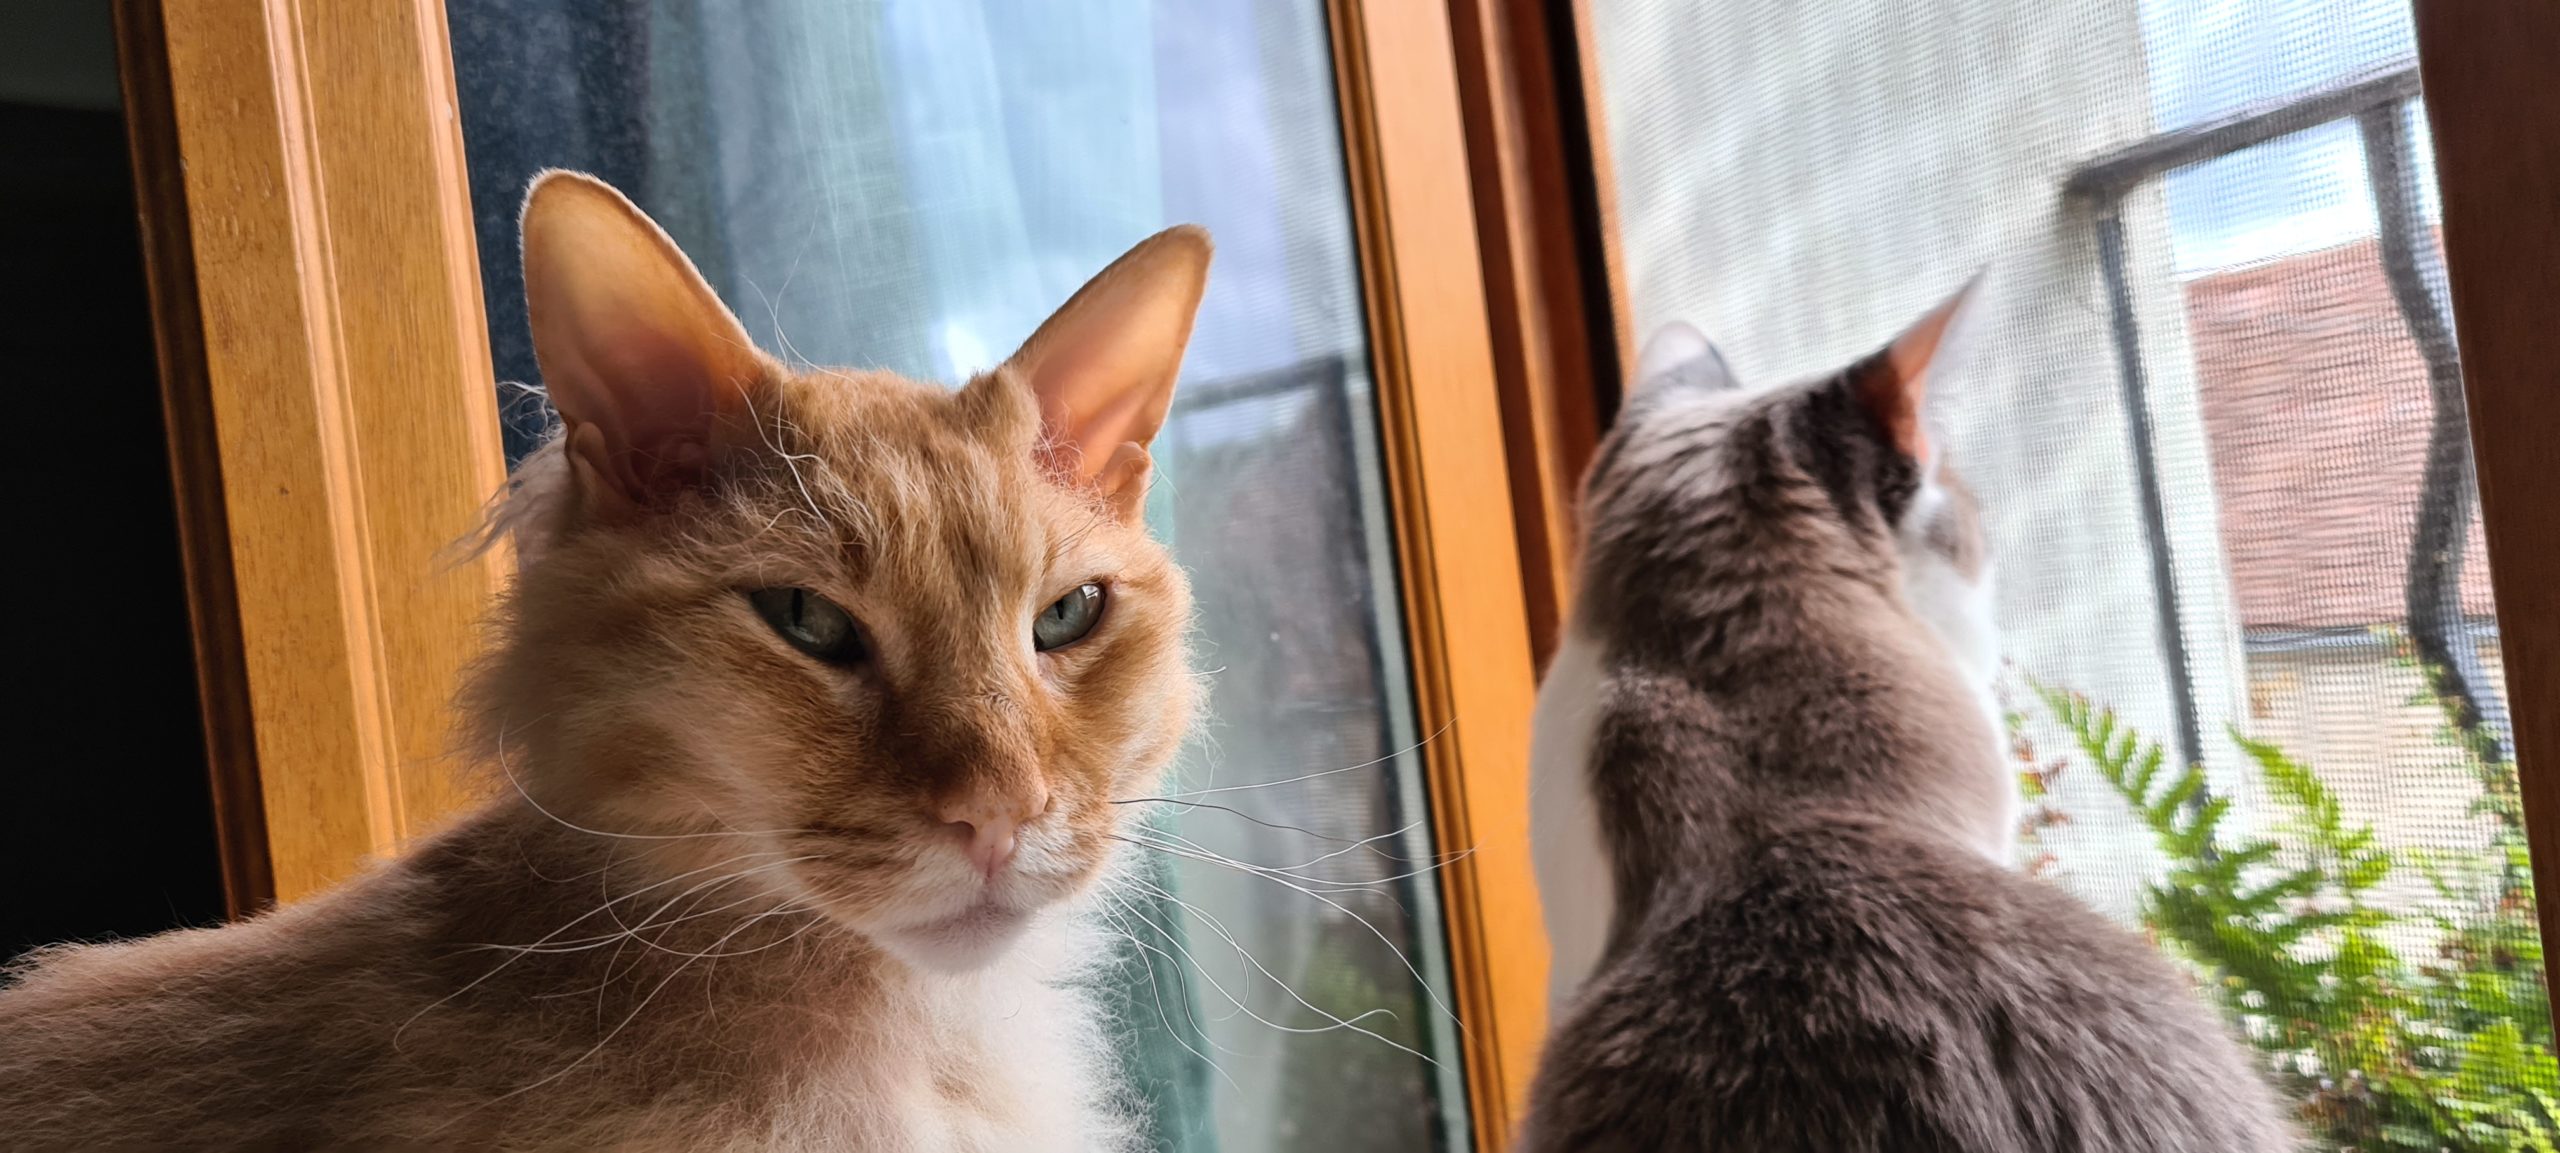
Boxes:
[1001,225,1212,521]
[522,170,774,517]
[1849,277,1978,465]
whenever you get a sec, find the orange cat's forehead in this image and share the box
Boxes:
[771,365,1032,458]
[718,367,1122,593]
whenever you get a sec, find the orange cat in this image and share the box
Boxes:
[0,172,1210,1150]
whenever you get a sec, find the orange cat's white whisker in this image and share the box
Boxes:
[1113,834,1465,1032]
[1118,831,1379,892]
[457,884,778,955]
[1099,889,1250,1029]
[1088,900,1245,1088]
[393,847,805,1048]
[1118,827,1464,893]
[740,239,818,374]
[1108,886,1398,1046]
[530,895,824,1008]
[1281,819,1469,874]
[1129,810,1467,875]
[737,387,833,531]
[1107,885,1432,1065]
[440,902,792,1131]
[1108,795,1407,853]
[593,857,823,994]
[1130,721,1450,803]
[495,740,823,843]
[648,904,827,965]
[589,857,826,962]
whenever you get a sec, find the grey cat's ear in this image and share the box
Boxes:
[1001,225,1213,521]
[1637,321,1712,379]
[1634,320,1738,391]
[1848,277,1980,465]
[521,170,776,518]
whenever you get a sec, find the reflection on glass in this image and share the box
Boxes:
[446,3,1466,1150]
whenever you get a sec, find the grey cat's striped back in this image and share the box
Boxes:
[1521,293,2294,1152]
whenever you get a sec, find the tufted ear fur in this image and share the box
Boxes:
[999,226,1212,522]
[521,170,778,518]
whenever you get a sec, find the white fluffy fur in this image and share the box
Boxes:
[677,915,1129,1151]
[1530,627,1615,1015]
[1896,480,2014,863]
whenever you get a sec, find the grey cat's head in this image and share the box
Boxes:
[1566,286,2012,873]
[1579,288,1994,686]
[1530,286,2011,1007]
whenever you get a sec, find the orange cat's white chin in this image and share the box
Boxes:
[872,897,1037,972]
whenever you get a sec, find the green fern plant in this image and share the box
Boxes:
[2036,684,2557,1151]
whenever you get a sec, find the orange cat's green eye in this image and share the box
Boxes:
[747,587,864,664]
[1033,583,1106,652]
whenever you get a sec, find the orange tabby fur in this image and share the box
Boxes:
[0,172,1210,1151]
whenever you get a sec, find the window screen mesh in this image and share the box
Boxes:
[1593,0,2540,1143]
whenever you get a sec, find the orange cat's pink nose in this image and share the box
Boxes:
[953,816,1018,878]
[938,783,1051,879]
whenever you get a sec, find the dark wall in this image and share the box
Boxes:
[1,1,227,963]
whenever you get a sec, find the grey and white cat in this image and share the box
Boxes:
[1523,290,2295,1151]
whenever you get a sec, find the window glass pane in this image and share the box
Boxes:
[445,4,1467,1149]
[1594,0,2540,1146]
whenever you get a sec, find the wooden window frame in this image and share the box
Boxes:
[2412,0,2560,993]
[1327,2,1546,1143]
[115,0,507,908]
[1441,0,1628,675]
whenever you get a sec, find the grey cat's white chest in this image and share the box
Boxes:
[1529,628,1616,1014]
